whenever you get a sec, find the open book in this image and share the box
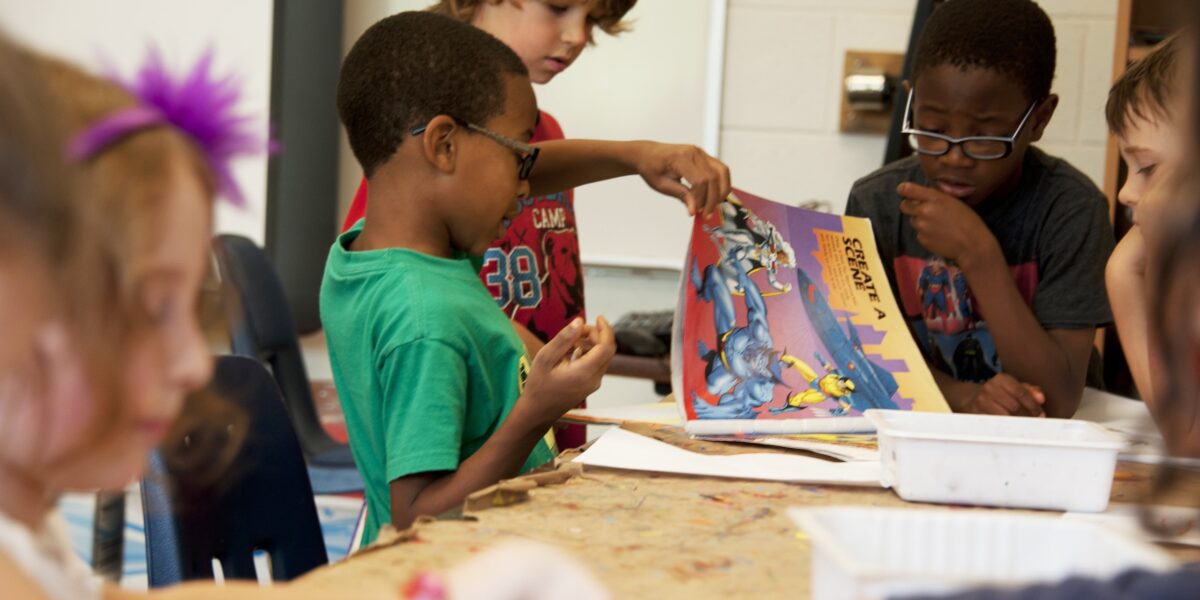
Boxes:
[672,189,949,435]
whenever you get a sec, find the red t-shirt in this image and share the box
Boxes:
[340,110,588,449]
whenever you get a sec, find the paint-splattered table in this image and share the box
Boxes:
[297,422,1200,598]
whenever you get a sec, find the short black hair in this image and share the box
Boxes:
[1106,32,1184,137]
[337,11,528,177]
[912,0,1057,103]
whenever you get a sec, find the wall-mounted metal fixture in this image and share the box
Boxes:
[839,50,904,134]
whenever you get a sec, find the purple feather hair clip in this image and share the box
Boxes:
[67,47,273,207]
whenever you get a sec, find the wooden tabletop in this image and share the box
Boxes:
[297,422,1200,598]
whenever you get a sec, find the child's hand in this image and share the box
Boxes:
[444,539,609,600]
[519,317,616,425]
[632,142,731,217]
[965,373,1046,417]
[897,182,1001,268]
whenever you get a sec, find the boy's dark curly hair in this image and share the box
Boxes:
[912,0,1057,103]
[337,11,528,177]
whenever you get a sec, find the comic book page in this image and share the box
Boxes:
[674,189,949,435]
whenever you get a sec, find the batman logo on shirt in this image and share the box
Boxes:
[518,354,530,394]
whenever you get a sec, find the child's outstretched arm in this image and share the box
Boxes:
[528,140,731,216]
[1107,226,1163,404]
[388,318,614,530]
[898,182,1093,418]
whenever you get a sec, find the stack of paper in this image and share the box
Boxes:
[574,428,883,486]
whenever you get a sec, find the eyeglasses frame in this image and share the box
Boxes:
[900,89,1041,161]
[410,117,540,180]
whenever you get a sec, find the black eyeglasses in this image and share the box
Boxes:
[901,89,1040,161]
[411,118,540,180]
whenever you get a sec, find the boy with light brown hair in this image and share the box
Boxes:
[1105,32,1190,408]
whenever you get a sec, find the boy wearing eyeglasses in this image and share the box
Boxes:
[846,0,1113,418]
[341,0,727,451]
[323,12,728,546]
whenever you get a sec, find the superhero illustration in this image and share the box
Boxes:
[915,324,1004,383]
[679,189,947,431]
[689,259,791,420]
[690,256,901,419]
[953,333,997,383]
[793,269,899,413]
[918,256,953,331]
[705,197,796,295]
[770,353,858,416]
[952,270,977,324]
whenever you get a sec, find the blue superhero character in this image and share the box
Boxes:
[952,270,976,325]
[690,259,793,420]
[918,256,952,331]
[794,268,900,413]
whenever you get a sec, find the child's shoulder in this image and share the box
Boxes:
[322,248,488,348]
[1026,146,1106,203]
[1014,147,1110,230]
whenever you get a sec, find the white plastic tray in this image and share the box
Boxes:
[866,409,1124,512]
[790,506,1176,600]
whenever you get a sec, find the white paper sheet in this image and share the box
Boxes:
[704,435,879,462]
[574,428,884,486]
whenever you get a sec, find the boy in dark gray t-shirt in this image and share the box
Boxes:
[845,0,1113,418]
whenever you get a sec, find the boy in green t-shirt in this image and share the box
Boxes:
[323,11,730,546]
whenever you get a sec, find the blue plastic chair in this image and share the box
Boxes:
[211,233,354,469]
[141,355,329,586]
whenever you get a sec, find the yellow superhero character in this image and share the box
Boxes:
[775,353,857,416]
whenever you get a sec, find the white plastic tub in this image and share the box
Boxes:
[790,507,1176,600]
[865,409,1125,512]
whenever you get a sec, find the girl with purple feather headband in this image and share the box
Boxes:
[0,39,609,600]
[0,40,380,599]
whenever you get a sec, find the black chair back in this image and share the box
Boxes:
[142,355,329,586]
[211,234,352,467]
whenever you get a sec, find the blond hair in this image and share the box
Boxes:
[429,0,637,41]
[0,38,76,272]
[31,52,219,462]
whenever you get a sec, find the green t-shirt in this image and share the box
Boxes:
[320,223,555,547]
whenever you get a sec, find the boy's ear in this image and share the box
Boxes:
[1028,94,1060,142]
[417,115,460,174]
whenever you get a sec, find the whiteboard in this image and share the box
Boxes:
[537,0,724,270]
